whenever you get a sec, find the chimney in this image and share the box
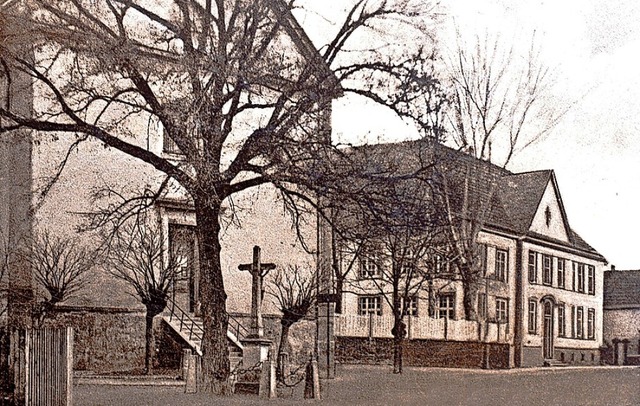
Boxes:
[610,264,616,271]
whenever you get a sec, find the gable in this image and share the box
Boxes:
[529,180,569,242]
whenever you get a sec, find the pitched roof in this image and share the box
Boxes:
[604,270,640,309]
[346,140,605,260]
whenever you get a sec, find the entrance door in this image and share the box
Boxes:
[543,301,554,359]
[169,224,198,313]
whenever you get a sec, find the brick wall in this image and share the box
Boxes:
[336,337,510,369]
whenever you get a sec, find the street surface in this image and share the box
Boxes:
[74,365,639,406]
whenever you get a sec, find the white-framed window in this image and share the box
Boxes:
[400,248,415,275]
[587,265,595,295]
[402,295,419,316]
[577,264,585,293]
[587,308,595,339]
[438,293,455,319]
[528,251,537,283]
[495,249,508,282]
[557,258,565,289]
[360,254,381,279]
[542,254,552,285]
[358,296,382,316]
[528,299,537,334]
[557,303,566,337]
[576,306,584,338]
[496,298,509,323]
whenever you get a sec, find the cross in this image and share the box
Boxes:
[238,245,276,338]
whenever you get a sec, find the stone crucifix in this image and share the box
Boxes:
[238,245,276,338]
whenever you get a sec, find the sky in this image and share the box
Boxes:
[295,0,640,269]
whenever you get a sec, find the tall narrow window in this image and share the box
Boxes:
[402,295,419,316]
[478,293,487,319]
[438,293,455,319]
[557,303,566,337]
[479,244,488,276]
[358,296,382,315]
[528,299,538,334]
[557,258,565,289]
[528,251,537,283]
[577,264,585,293]
[542,254,552,285]
[572,262,577,291]
[570,306,576,338]
[496,298,509,323]
[495,249,508,282]
[587,266,595,295]
[587,308,595,339]
[576,306,584,338]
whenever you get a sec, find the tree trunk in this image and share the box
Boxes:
[277,322,292,382]
[334,276,344,314]
[144,312,155,375]
[392,318,406,374]
[194,199,231,395]
[462,276,479,321]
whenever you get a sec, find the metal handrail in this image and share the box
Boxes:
[166,296,250,342]
[167,296,203,342]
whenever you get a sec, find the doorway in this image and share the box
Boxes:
[543,300,554,359]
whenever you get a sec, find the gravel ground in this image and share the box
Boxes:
[74,364,640,406]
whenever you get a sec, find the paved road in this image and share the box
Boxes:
[74,365,639,406]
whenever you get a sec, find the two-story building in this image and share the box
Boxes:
[334,141,607,368]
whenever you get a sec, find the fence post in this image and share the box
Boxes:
[368,313,374,341]
[444,317,448,341]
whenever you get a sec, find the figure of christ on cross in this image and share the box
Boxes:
[238,245,276,338]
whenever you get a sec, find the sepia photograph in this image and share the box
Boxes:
[1,0,638,404]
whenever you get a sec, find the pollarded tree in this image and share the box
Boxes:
[265,264,316,383]
[102,211,184,375]
[22,230,94,324]
[0,0,444,393]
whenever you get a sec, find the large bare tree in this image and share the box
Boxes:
[441,32,563,320]
[0,0,443,393]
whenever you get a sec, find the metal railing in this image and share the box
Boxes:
[166,296,250,343]
[167,296,203,342]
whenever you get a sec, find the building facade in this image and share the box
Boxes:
[603,268,640,365]
[334,143,607,368]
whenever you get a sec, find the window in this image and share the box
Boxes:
[576,306,584,338]
[495,249,508,282]
[438,294,455,319]
[570,306,576,338]
[587,308,595,339]
[496,298,509,323]
[402,295,419,316]
[542,254,552,285]
[479,244,488,276]
[360,254,381,279]
[528,251,538,283]
[478,293,487,320]
[400,248,415,275]
[577,263,585,293]
[163,130,181,154]
[557,258,565,289]
[528,299,538,334]
[572,262,577,291]
[587,266,595,295]
[358,296,382,316]
[557,303,566,337]
[434,253,448,274]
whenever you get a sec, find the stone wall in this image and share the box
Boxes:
[44,307,146,373]
[336,337,510,369]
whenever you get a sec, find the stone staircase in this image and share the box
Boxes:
[163,297,247,370]
[543,359,568,367]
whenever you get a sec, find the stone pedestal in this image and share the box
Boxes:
[241,337,272,369]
